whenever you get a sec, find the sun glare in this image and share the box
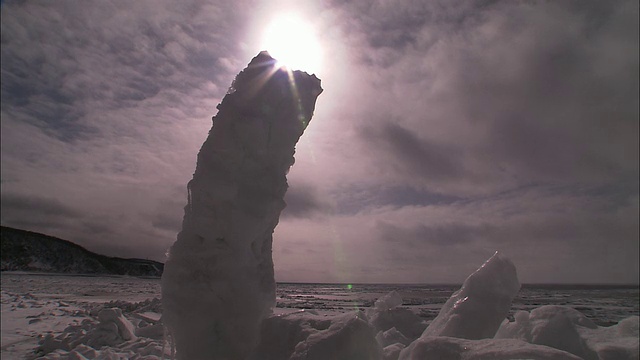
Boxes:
[262,13,322,74]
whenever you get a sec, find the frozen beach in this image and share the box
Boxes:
[2,272,637,359]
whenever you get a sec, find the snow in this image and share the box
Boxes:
[1,287,168,360]
[161,51,322,359]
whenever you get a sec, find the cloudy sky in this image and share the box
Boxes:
[1,0,638,284]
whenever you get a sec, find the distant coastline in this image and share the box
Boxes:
[0,226,164,277]
[1,226,637,287]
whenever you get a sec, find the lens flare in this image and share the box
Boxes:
[262,13,322,74]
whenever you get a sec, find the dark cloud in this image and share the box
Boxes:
[282,183,332,219]
[456,1,640,183]
[2,219,69,233]
[80,221,113,235]
[335,0,638,196]
[0,0,251,262]
[0,0,249,142]
[377,221,494,247]
[0,192,81,218]
[330,0,498,67]
[360,121,465,182]
[330,184,462,214]
[358,183,639,283]
[151,209,184,233]
[0,192,86,244]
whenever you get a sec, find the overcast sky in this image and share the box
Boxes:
[1,0,638,284]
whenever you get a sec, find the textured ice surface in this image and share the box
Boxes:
[368,305,426,341]
[496,306,639,360]
[398,336,583,360]
[97,308,136,342]
[374,290,403,311]
[161,52,322,359]
[366,289,426,343]
[288,311,382,360]
[579,316,640,360]
[421,251,520,340]
[376,327,411,347]
[251,310,381,360]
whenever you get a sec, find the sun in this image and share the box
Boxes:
[261,13,322,74]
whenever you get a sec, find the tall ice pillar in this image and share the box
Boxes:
[161,52,322,359]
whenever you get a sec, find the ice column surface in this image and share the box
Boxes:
[421,251,520,340]
[161,52,322,360]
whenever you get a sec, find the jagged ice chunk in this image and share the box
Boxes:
[421,251,520,340]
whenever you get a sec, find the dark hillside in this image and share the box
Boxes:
[0,226,163,277]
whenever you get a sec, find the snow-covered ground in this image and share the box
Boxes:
[1,273,165,359]
[1,271,638,359]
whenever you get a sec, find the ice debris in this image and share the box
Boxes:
[374,290,403,311]
[250,310,381,360]
[97,308,136,342]
[26,252,640,360]
[37,308,138,355]
[496,306,639,360]
[32,298,166,360]
[398,336,583,360]
[288,311,382,360]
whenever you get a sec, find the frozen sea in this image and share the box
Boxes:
[1,272,638,359]
[2,272,638,323]
[276,282,640,327]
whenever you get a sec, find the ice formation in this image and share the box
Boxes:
[420,251,520,340]
[161,52,322,359]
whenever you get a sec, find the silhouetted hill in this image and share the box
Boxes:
[0,226,163,277]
